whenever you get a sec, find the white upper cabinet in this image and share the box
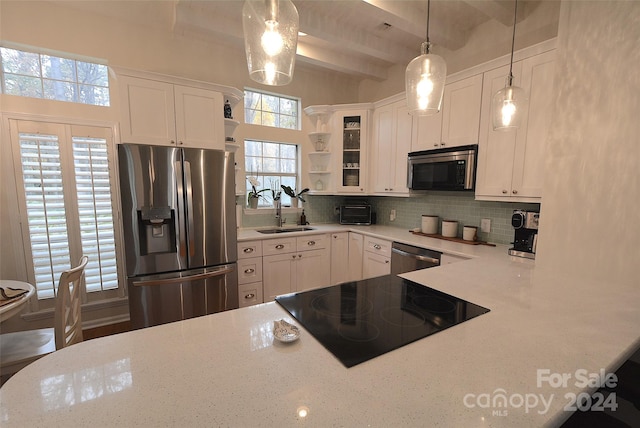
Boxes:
[174,85,225,149]
[476,50,556,201]
[410,74,483,151]
[512,50,557,198]
[333,108,371,194]
[118,73,235,150]
[371,99,412,195]
[440,74,483,148]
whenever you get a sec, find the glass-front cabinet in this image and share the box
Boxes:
[334,108,369,193]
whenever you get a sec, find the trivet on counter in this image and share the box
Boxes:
[409,230,496,247]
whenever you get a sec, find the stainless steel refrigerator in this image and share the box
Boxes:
[118,143,238,329]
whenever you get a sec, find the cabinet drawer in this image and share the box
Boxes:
[238,240,263,259]
[237,257,263,284]
[238,282,263,308]
[364,237,392,257]
[262,237,296,256]
[296,233,329,252]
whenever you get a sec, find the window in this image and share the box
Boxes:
[245,140,299,207]
[0,46,110,106]
[9,119,123,306]
[244,89,299,130]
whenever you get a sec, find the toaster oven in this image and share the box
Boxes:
[339,204,372,225]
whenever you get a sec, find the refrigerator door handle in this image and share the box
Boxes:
[132,265,235,287]
[175,159,188,259]
[183,160,195,258]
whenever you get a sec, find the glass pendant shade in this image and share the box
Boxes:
[406,42,447,116]
[242,0,299,86]
[492,79,526,131]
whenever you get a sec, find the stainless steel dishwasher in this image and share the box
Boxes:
[391,242,441,274]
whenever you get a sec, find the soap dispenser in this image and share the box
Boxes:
[299,209,307,225]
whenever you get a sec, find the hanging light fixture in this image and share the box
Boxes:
[492,0,526,130]
[405,0,447,116]
[242,0,299,86]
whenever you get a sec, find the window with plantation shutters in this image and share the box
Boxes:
[9,119,124,308]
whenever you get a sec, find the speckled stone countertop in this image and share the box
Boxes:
[1,225,638,427]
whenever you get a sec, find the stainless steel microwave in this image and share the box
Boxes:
[407,144,478,192]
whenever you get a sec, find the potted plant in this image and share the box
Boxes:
[281,185,309,208]
[246,177,267,209]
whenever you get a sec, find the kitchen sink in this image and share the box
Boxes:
[257,227,315,234]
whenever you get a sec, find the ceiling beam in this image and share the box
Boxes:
[173,2,387,81]
[297,41,389,81]
[295,2,415,64]
[462,0,519,26]
[360,0,468,50]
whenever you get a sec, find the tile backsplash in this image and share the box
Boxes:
[237,193,540,245]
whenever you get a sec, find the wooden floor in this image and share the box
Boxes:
[83,321,131,340]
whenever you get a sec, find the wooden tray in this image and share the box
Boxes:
[409,230,496,247]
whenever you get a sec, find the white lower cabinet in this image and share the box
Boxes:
[362,237,392,279]
[348,232,364,281]
[237,241,264,307]
[330,232,349,285]
[262,234,330,301]
[363,252,391,279]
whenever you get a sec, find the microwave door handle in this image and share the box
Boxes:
[391,247,440,265]
[132,265,235,287]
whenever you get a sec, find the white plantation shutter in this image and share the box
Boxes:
[72,136,118,293]
[9,119,124,308]
[19,133,71,299]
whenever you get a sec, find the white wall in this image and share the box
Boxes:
[536,1,640,288]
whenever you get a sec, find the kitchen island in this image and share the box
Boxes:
[1,227,639,427]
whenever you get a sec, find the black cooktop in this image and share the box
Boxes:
[276,275,490,368]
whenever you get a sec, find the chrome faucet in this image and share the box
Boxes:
[275,199,286,228]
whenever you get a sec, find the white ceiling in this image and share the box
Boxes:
[56,0,550,82]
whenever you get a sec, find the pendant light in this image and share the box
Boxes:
[405,0,447,116]
[242,0,299,86]
[492,0,526,130]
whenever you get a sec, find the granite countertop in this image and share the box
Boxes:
[1,225,638,427]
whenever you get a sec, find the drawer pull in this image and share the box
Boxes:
[307,240,316,246]
[374,244,381,250]
[243,248,254,253]
[244,268,255,274]
[275,244,285,250]
[244,293,255,300]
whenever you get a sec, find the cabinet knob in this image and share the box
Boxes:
[178,140,184,145]
[389,188,393,191]
[244,293,255,300]
[502,190,508,194]
[333,235,337,239]
[298,254,302,258]
[440,143,446,147]
[243,248,254,253]
[244,268,255,274]
[434,143,439,147]
[512,190,518,194]
[307,241,316,246]
[385,260,389,264]
[276,244,285,250]
[374,244,381,250]
[171,140,176,145]
[292,254,297,259]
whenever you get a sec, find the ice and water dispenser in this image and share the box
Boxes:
[137,206,176,255]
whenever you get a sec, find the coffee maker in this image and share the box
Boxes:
[509,210,539,259]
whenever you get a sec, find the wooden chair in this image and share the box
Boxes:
[0,256,89,382]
